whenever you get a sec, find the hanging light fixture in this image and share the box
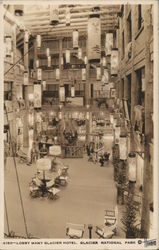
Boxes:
[119,134,128,160]
[50,5,59,25]
[78,47,82,59]
[71,85,75,98]
[46,47,50,57]
[37,35,41,49]
[128,152,137,182]
[66,6,70,26]
[48,56,51,67]
[73,29,79,49]
[36,59,39,68]
[66,49,70,64]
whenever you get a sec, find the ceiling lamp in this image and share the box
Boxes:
[48,56,51,67]
[46,48,50,57]
[73,30,78,49]
[78,48,82,59]
[36,35,41,49]
[50,5,59,25]
[14,5,24,16]
[128,152,137,182]
[66,6,70,26]
[66,49,70,64]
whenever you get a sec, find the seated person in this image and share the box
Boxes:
[40,144,48,158]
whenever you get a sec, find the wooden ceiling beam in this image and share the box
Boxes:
[23,16,116,27]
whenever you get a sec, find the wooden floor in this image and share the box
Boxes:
[4,136,125,239]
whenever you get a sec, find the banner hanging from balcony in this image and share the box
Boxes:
[96,67,101,80]
[73,30,78,49]
[48,56,51,67]
[34,84,41,108]
[66,50,70,64]
[36,35,41,49]
[56,68,60,80]
[82,68,86,81]
[87,16,101,63]
[24,71,28,85]
[111,49,118,76]
[119,135,128,160]
[66,7,70,26]
[37,68,42,80]
[105,33,113,56]
[50,5,59,25]
[5,36,12,57]
[59,85,65,102]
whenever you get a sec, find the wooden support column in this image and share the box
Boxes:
[23,31,29,147]
[141,6,153,238]
[33,39,38,141]
[10,24,18,154]
[58,38,62,103]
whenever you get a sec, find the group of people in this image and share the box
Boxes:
[86,139,110,166]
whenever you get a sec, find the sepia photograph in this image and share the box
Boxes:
[1,0,159,249]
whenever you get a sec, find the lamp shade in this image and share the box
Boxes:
[36,158,51,171]
[73,30,79,49]
[36,35,41,49]
[49,145,61,156]
[119,134,128,160]
[50,5,59,25]
[128,152,137,182]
